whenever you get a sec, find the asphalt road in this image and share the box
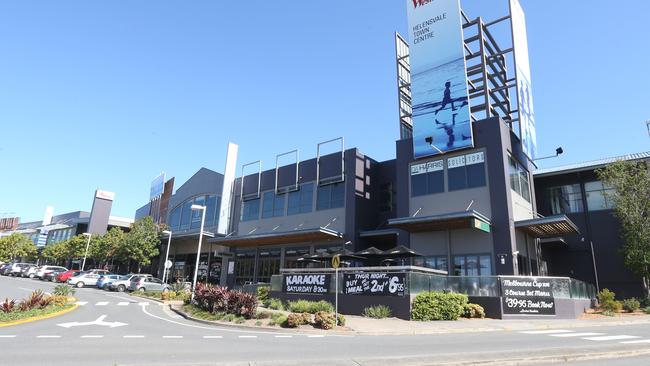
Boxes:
[3,275,650,366]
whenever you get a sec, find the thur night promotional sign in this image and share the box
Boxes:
[407,0,472,159]
[501,277,556,315]
[510,0,537,160]
[343,273,406,297]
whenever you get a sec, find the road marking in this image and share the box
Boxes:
[307,335,325,338]
[95,301,109,306]
[621,339,650,344]
[162,335,183,339]
[583,335,641,341]
[123,335,145,338]
[203,335,223,339]
[138,302,150,306]
[74,301,88,306]
[37,335,61,338]
[274,335,292,338]
[521,330,573,335]
[81,335,104,339]
[0,335,16,338]
[58,314,127,329]
[117,302,129,306]
[550,332,604,338]
[238,335,257,338]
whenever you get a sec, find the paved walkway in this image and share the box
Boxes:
[344,314,650,335]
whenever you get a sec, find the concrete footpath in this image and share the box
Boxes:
[344,314,650,335]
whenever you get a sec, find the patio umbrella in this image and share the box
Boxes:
[354,246,385,256]
[382,245,423,258]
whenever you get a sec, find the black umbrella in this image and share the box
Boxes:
[354,246,385,256]
[381,245,423,266]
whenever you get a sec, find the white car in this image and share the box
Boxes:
[68,272,102,288]
[35,265,68,279]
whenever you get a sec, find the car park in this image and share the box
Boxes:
[96,274,121,289]
[68,272,103,288]
[108,274,153,292]
[128,276,169,292]
[44,269,66,282]
[8,263,33,277]
[56,269,81,283]
[19,264,38,278]
[35,265,68,279]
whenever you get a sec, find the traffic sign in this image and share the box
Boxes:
[332,254,341,269]
[164,260,173,269]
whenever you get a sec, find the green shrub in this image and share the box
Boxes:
[255,310,273,319]
[643,306,650,315]
[257,286,269,304]
[411,291,468,321]
[223,313,236,322]
[255,320,262,326]
[336,313,345,326]
[313,311,336,330]
[598,289,622,313]
[53,284,75,297]
[602,310,615,317]
[266,298,284,311]
[235,316,246,324]
[285,312,312,328]
[287,299,334,314]
[362,305,392,319]
[622,298,640,313]
[463,303,486,318]
[268,314,287,327]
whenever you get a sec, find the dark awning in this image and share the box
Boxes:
[359,229,399,240]
[515,215,580,238]
[387,210,491,233]
[539,237,568,249]
[208,227,343,248]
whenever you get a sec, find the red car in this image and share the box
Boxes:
[56,270,80,283]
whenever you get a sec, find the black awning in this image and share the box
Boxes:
[208,227,343,248]
[515,215,580,238]
[387,210,491,233]
[359,229,399,240]
[539,237,568,249]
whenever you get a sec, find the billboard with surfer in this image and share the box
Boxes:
[407,0,472,159]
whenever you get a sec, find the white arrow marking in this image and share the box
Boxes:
[57,315,128,329]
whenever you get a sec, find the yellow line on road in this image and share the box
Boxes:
[0,304,79,328]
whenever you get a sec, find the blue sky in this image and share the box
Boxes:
[1,0,648,222]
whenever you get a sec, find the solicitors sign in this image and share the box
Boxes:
[282,274,330,294]
[407,0,473,159]
[501,277,556,315]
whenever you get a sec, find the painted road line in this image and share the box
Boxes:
[138,302,150,306]
[621,339,650,344]
[74,301,88,306]
[307,335,325,338]
[0,335,16,338]
[520,330,573,335]
[550,332,605,338]
[274,335,293,338]
[203,335,223,339]
[162,336,183,339]
[123,335,145,338]
[238,335,257,339]
[95,301,109,306]
[37,335,61,338]
[583,335,641,341]
[81,335,104,339]
[117,302,129,306]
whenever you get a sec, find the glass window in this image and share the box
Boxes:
[257,248,281,283]
[509,155,530,202]
[284,247,311,268]
[241,198,260,221]
[205,195,217,226]
[453,254,492,276]
[234,249,256,286]
[190,196,205,229]
[448,166,467,191]
[547,184,584,214]
[273,193,285,217]
[287,183,313,215]
[479,255,492,276]
[180,200,192,230]
[316,182,345,211]
[262,191,285,219]
[411,171,444,197]
[415,255,448,272]
[585,181,615,211]
[448,152,486,192]
[169,207,181,230]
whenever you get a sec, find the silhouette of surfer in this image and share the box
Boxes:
[435,81,457,114]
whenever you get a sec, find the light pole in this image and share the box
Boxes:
[190,204,206,302]
[81,233,92,271]
[161,230,172,284]
[582,237,600,294]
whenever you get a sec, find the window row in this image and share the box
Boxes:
[509,156,531,202]
[411,152,486,197]
[547,180,615,215]
[168,194,220,231]
[241,182,344,222]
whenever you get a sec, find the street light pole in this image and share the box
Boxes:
[190,205,206,302]
[589,240,600,294]
[161,230,173,284]
[81,233,92,271]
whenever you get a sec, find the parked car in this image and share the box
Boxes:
[128,276,169,292]
[108,274,153,292]
[0,263,13,275]
[68,272,103,288]
[83,269,110,276]
[8,263,34,277]
[56,269,81,283]
[19,264,39,278]
[35,265,68,279]
[44,269,66,282]
[96,274,121,289]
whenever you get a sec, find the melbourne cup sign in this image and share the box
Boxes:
[282,274,330,294]
[343,273,406,297]
[501,277,556,315]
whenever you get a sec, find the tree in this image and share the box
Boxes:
[41,241,68,263]
[598,160,650,299]
[89,227,125,266]
[64,235,90,260]
[0,233,37,262]
[118,216,161,272]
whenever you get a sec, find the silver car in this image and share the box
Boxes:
[128,276,169,292]
[35,265,68,279]
[68,272,102,288]
[108,274,152,292]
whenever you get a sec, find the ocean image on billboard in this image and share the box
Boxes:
[412,56,471,158]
